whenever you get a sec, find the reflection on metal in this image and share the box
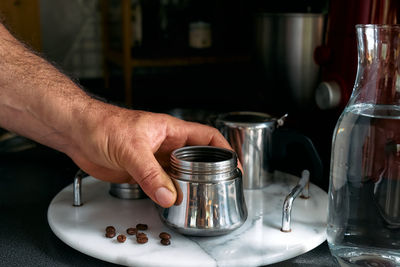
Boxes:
[281,170,310,232]
[109,183,147,199]
[159,146,247,236]
[73,169,88,207]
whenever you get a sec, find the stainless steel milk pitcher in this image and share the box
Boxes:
[214,111,322,189]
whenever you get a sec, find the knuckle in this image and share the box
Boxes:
[210,126,221,135]
[208,126,223,139]
[137,167,160,189]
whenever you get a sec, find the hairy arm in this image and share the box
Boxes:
[0,23,93,154]
[0,23,232,207]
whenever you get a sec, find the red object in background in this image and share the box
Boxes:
[314,0,399,111]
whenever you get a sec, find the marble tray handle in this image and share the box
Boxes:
[73,169,88,206]
[281,169,310,232]
[73,169,147,206]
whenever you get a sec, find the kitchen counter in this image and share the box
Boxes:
[0,143,338,266]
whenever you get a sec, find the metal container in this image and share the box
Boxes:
[109,183,147,199]
[214,111,323,189]
[158,146,247,236]
[215,111,285,189]
[254,13,324,109]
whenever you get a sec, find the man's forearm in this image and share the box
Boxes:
[0,23,96,153]
[0,23,236,208]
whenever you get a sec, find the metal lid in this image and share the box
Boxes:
[216,111,287,128]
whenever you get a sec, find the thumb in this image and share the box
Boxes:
[126,146,177,208]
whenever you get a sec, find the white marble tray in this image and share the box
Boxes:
[47,171,328,267]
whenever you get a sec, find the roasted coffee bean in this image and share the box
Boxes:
[160,238,171,246]
[105,231,116,238]
[136,223,148,231]
[117,234,126,243]
[126,227,137,235]
[159,232,171,239]
[137,236,148,244]
[136,232,147,239]
[105,226,116,233]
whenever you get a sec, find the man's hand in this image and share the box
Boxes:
[66,106,232,208]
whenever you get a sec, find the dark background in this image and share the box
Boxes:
[81,0,335,191]
[0,0,338,196]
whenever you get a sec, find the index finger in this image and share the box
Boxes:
[183,121,232,149]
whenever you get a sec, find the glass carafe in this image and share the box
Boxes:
[328,24,400,266]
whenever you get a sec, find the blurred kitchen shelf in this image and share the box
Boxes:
[100,0,251,107]
[105,49,250,67]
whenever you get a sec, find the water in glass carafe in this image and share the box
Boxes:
[328,25,400,266]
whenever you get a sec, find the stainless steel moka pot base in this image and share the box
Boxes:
[158,146,248,236]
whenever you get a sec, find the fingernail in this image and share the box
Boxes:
[155,187,174,207]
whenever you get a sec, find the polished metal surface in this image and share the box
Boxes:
[109,183,147,200]
[73,169,88,207]
[281,170,310,232]
[215,111,282,189]
[315,81,342,110]
[254,13,324,109]
[159,146,247,236]
[169,145,238,182]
